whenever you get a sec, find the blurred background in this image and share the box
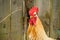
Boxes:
[0,0,60,40]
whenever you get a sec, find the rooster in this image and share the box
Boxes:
[27,6,55,40]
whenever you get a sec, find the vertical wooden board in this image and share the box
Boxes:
[0,0,10,40]
[11,0,23,40]
[0,34,9,40]
[11,11,23,40]
[54,0,60,37]
[58,1,60,29]
[49,0,60,38]
[0,0,10,33]
[53,0,60,32]
[11,0,23,32]
[56,0,60,29]
[52,0,58,29]
[11,11,23,32]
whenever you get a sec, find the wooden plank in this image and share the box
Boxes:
[11,0,24,40]
[0,33,9,40]
[0,0,10,40]
[0,0,10,35]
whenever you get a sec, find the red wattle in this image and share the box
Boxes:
[29,17,37,26]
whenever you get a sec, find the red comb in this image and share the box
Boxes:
[29,6,38,16]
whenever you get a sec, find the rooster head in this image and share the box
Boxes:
[29,6,38,26]
[29,6,38,17]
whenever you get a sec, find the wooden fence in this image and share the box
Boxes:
[0,0,60,40]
